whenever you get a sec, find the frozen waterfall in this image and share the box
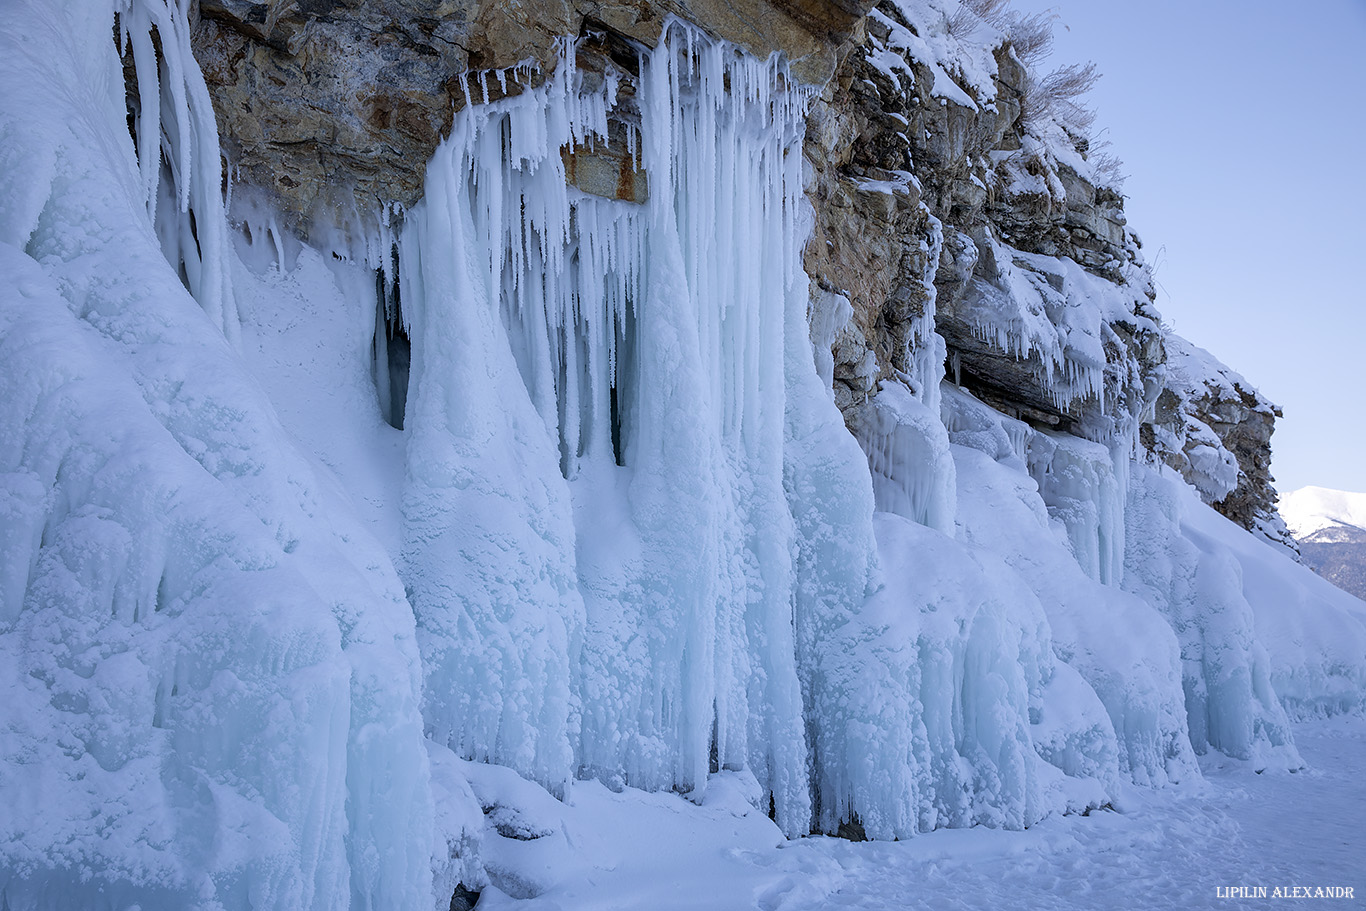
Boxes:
[2,1,1365,908]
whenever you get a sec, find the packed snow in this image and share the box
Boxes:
[1,0,1364,908]
[465,716,1366,910]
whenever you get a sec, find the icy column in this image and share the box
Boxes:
[119,0,237,343]
[846,381,956,535]
[573,28,818,829]
[398,74,586,795]
[1028,431,1127,586]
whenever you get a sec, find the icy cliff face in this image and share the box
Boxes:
[1,2,438,907]
[799,0,1362,743]
[803,0,1161,445]
[2,0,1366,909]
[1145,335,1297,554]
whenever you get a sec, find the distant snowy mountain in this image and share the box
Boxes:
[1282,487,1366,600]
[1282,486,1366,538]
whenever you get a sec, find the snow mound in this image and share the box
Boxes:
[1171,484,1366,721]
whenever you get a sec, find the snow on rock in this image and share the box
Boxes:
[458,758,574,899]
[1151,336,1247,504]
[947,235,1153,422]
[876,0,1004,110]
[1151,335,1295,555]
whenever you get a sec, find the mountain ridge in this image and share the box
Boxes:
[1283,486,1366,600]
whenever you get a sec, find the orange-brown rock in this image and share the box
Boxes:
[191,0,870,236]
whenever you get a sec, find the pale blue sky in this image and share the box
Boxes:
[1007,0,1366,496]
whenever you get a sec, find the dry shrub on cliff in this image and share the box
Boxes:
[945,0,1096,135]
[950,0,1054,69]
[1021,61,1100,134]
[947,0,1011,37]
[948,0,1122,186]
[1005,11,1055,67]
[1091,147,1127,189]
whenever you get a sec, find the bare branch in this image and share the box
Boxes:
[947,0,1011,39]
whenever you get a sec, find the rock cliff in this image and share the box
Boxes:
[801,0,1158,437]
[1145,335,1296,553]
[183,0,1289,536]
[190,0,866,234]
[795,0,1288,542]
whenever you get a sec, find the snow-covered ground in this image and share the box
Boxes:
[478,716,1366,910]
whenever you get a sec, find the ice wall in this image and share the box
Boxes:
[1124,465,1300,766]
[5,0,1366,906]
[0,1,442,908]
[944,390,1198,786]
[395,24,882,836]
[1127,466,1366,731]
[395,20,1145,841]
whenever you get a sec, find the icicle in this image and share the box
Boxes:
[399,17,831,833]
[119,0,237,344]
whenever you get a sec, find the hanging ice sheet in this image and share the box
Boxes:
[1,1,438,907]
[397,21,901,835]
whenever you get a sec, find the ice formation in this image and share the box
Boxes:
[394,28,833,833]
[2,0,1365,907]
[1,1,434,907]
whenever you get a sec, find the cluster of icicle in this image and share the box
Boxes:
[394,13,1181,846]
[118,0,237,341]
[397,20,861,836]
